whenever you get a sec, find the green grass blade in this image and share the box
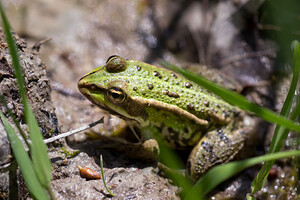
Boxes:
[161,62,300,132]
[26,101,52,188]
[0,112,49,200]
[100,155,115,197]
[270,41,300,153]
[184,150,300,200]
[148,129,194,198]
[0,1,52,189]
[250,41,300,196]
[158,141,194,198]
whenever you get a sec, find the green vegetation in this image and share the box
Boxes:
[0,2,54,199]
[161,41,300,199]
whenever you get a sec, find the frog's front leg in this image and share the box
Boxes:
[137,125,161,160]
[187,126,246,181]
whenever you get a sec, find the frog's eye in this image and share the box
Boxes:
[107,87,126,103]
[105,55,127,73]
[106,55,119,63]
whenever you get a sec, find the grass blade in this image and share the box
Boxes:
[158,141,194,198]
[26,102,52,188]
[184,150,300,200]
[0,1,52,189]
[269,41,300,153]
[100,155,115,197]
[161,62,300,132]
[250,41,300,196]
[0,112,49,200]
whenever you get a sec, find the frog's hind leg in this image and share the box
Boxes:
[187,127,245,181]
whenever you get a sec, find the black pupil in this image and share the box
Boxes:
[112,91,121,99]
[108,87,124,101]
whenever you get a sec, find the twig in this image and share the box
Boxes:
[43,117,104,144]
[0,118,104,170]
[32,37,52,52]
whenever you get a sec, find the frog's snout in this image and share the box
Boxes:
[77,78,89,95]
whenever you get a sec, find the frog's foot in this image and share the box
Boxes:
[141,139,160,160]
[187,128,246,181]
[117,139,160,161]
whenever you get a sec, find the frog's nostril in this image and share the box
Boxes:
[88,84,98,91]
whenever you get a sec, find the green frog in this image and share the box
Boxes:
[78,55,254,181]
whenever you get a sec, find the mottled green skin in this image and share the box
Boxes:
[78,56,251,180]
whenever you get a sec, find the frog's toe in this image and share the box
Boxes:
[142,139,160,159]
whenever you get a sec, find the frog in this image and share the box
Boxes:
[78,55,255,181]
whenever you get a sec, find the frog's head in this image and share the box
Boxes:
[78,55,147,124]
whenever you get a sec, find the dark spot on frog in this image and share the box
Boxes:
[135,65,141,71]
[215,104,221,108]
[161,113,167,118]
[125,80,129,83]
[168,92,180,98]
[212,109,218,114]
[171,72,178,79]
[185,82,193,88]
[216,129,228,143]
[164,77,169,81]
[133,87,138,91]
[187,103,195,110]
[209,152,216,163]
[163,89,180,98]
[147,83,154,90]
[201,141,213,152]
[153,71,162,79]
[223,111,230,118]
[204,100,210,107]
[233,109,240,117]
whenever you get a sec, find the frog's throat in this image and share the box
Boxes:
[132,97,209,126]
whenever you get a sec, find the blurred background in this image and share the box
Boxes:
[4,0,300,139]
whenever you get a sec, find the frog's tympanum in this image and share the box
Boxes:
[78,55,254,181]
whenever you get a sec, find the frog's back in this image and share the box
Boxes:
[97,58,239,123]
